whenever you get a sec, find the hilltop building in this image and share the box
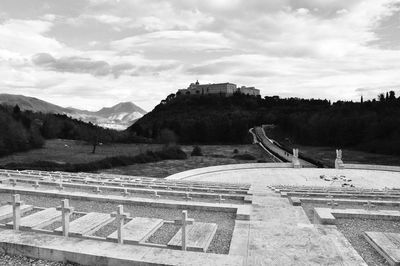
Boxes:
[177,81,260,97]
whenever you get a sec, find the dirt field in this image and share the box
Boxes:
[0,139,274,177]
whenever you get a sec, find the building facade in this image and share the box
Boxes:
[178,81,260,97]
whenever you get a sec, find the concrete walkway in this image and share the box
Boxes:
[167,164,400,189]
[244,187,366,265]
[166,164,400,265]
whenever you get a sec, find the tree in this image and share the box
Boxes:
[159,128,177,146]
[389,91,396,101]
[13,105,21,115]
[191,146,203,156]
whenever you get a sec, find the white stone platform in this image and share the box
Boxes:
[166,163,400,265]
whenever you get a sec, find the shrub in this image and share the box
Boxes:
[157,146,187,160]
[233,149,239,154]
[191,146,203,156]
[233,153,256,160]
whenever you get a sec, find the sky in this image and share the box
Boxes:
[0,0,400,111]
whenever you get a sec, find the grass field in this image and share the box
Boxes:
[0,139,273,177]
[295,144,400,168]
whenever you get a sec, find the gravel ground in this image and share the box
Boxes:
[92,218,129,238]
[302,202,400,265]
[146,223,180,245]
[336,218,400,266]
[0,253,79,265]
[0,193,234,254]
[41,213,85,231]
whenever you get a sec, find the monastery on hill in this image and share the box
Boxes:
[177,80,260,97]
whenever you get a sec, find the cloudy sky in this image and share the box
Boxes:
[0,0,400,111]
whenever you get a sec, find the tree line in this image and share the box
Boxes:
[130,91,400,155]
[0,104,148,157]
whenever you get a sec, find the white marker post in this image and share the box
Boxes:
[174,210,194,251]
[111,205,129,244]
[32,181,40,189]
[56,199,74,237]
[10,194,23,230]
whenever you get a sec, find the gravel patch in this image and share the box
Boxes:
[336,218,400,266]
[92,218,129,238]
[146,222,180,245]
[302,202,400,265]
[0,253,79,265]
[41,213,85,231]
[0,193,234,254]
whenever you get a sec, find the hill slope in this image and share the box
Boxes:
[0,94,71,114]
[129,93,400,156]
[0,94,146,130]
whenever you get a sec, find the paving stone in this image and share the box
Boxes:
[107,217,163,244]
[314,208,400,225]
[0,204,34,220]
[168,222,217,252]
[55,212,113,236]
[364,231,400,266]
[7,208,61,229]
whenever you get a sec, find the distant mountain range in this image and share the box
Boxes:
[0,94,147,130]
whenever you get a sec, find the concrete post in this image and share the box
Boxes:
[10,194,24,230]
[174,210,194,251]
[56,199,74,237]
[335,149,344,169]
[111,205,129,244]
[32,181,40,189]
[292,148,301,168]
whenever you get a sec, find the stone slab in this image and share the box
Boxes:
[364,231,400,266]
[314,208,336,224]
[0,185,241,213]
[7,208,60,229]
[288,197,301,206]
[314,208,400,225]
[236,205,251,220]
[297,197,400,207]
[168,222,217,252]
[229,220,250,257]
[107,217,163,244]
[55,212,113,236]
[0,229,243,266]
[0,204,33,220]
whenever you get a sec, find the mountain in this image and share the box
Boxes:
[0,94,146,130]
[0,93,72,114]
[69,102,147,130]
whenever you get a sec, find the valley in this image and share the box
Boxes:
[0,94,146,130]
[0,139,273,177]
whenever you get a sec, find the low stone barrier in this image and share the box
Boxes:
[344,164,400,172]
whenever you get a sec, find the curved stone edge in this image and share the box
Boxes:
[344,164,400,173]
[166,163,294,181]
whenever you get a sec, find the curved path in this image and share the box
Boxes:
[253,126,315,167]
[166,163,400,189]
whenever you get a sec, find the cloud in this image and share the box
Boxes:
[32,53,134,77]
[0,19,63,56]
[1,0,400,111]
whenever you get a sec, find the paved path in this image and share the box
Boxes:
[167,164,400,265]
[253,126,315,167]
[167,164,400,189]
